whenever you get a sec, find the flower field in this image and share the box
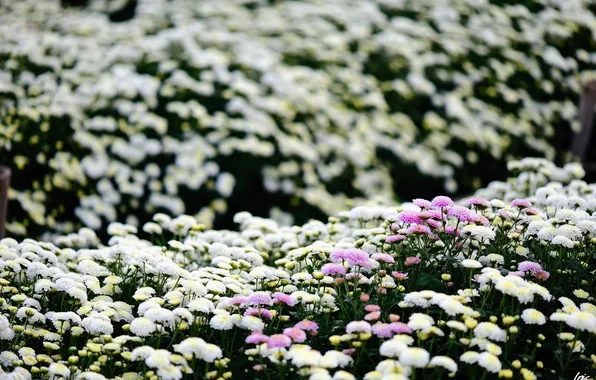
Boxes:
[0,159,594,379]
[2,0,596,379]
[1,0,596,238]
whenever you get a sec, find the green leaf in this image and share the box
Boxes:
[416,273,443,291]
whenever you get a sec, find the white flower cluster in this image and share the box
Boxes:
[2,0,595,237]
[0,159,593,379]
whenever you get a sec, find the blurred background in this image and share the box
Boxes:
[0,0,595,239]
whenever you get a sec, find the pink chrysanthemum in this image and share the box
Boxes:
[364,304,381,312]
[246,332,269,344]
[426,219,442,230]
[498,210,514,219]
[267,334,292,348]
[386,235,406,243]
[398,211,423,224]
[523,208,540,215]
[371,253,395,263]
[330,248,371,268]
[295,320,319,332]
[406,224,431,235]
[392,272,409,280]
[534,270,550,281]
[518,261,542,272]
[229,296,248,306]
[404,257,421,266]
[272,292,297,307]
[365,311,381,321]
[283,327,307,343]
[244,308,273,320]
[511,199,532,208]
[413,198,433,209]
[470,213,490,226]
[444,225,460,236]
[465,197,490,208]
[246,292,273,306]
[420,210,442,220]
[372,323,394,338]
[390,322,413,334]
[345,272,364,281]
[321,263,347,276]
[431,196,454,208]
[446,206,474,222]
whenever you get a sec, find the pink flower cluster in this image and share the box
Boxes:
[330,248,371,268]
[385,195,492,244]
[517,261,550,281]
[246,320,319,348]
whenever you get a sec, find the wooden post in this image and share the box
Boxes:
[0,166,10,239]
[572,80,596,164]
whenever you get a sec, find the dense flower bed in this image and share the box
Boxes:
[0,159,594,379]
[2,0,596,237]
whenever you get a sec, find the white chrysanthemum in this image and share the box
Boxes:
[459,351,479,364]
[332,370,355,380]
[521,308,546,325]
[81,315,113,335]
[156,366,183,380]
[446,320,468,332]
[438,298,466,316]
[403,293,430,308]
[287,346,322,367]
[576,220,596,235]
[461,259,483,269]
[429,356,458,373]
[407,313,435,332]
[49,363,70,378]
[206,280,227,294]
[175,337,206,356]
[130,317,157,337]
[210,313,239,330]
[398,347,429,368]
[144,307,175,328]
[494,279,519,297]
[537,226,557,241]
[477,352,502,373]
[320,351,353,369]
[172,308,193,323]
[379,340,408,358]
[187,298,215,314]
[479,253,504,265]
[196,343,223,363]
[237,315,265,332]
[556,225,582,240]
[564,311,596,332]
[463,225,495,241]
[346,321,372,334]
[142,222,163,235]
[516,287,535,304]
[146,349,172,369]
[34,279,53,293]
[551,235,576,248]
[131,346,155,361]
[77,259,110,276]
[473,322,506,342]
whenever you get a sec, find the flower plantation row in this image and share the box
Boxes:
[0,159,594,379]
[1,0,596,237]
